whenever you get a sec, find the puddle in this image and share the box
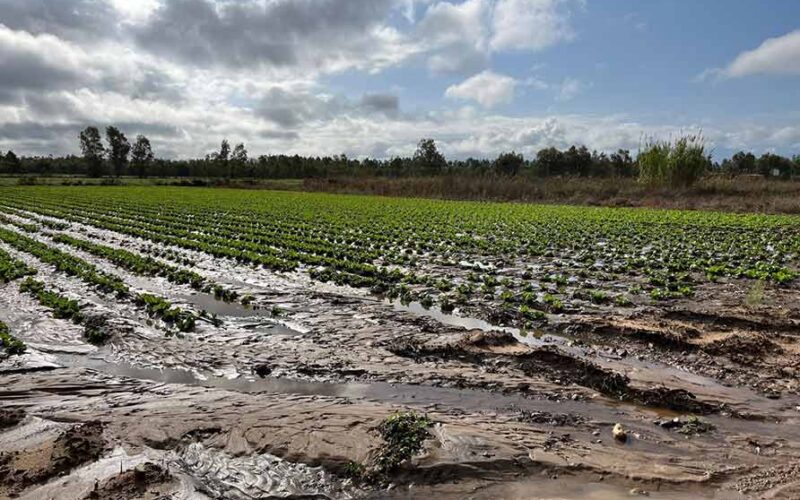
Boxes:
[388,299,556,348]
[176,291,267,318]
[56,352,702,426]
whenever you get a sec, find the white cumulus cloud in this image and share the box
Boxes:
[490,0,578,52]
[719,30,800,78]
[445,70,517,108]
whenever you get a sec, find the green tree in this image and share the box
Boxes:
[232,143,247,163]
[1,150,22,175]
[105,126,131,177]
[535,147,565,177]
[231,143,249,177]
[131,135,154,178]
[722,151,757,176]
[217,139,230,162]
[80,126,106,177]
[493,151,524,176]
[609,149,635,177]
[756,153,793,179]
[413,138,446,175]
[564,145,592,176]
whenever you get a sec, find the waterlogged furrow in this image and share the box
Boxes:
[0,225,129,296]
[0,224,198,333]
[0,240,175,354]
[12,205,371,305]
[53,233,208,290]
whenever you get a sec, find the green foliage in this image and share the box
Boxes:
[413,138,446,175]
[19,278,114,344]
[0,320,26,357]
[80,126,106,177]
[374,411,432,474]
[53,234,207,290]
[131,135,154,178]
[638,134,710,187]
[757,152,794,179]
[106,126,131,177]
[519,304,546,321]
[494,151,524,176]
[20,278,84,323]
[83,315,113,345]
[0,247,36,283]
[3,186,800,334]
[0,227,128,297]
[589,290,609,304]
[135,294,196,332]
[542,293,564,312]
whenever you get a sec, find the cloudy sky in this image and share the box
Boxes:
[1,0,799,160]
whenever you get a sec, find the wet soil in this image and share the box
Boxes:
[0,417,105,498]
[1,211,800,498]
[84,462,176,500]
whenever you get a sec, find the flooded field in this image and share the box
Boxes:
[1,186,800,499]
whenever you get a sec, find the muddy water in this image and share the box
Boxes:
[4,211,800,498]
[54,350,798,453]
[388,298,796,419]
[5,218,793,420]
[3,218,794,421]
[58,351,592,416]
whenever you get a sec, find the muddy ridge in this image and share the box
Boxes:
[386,331,722,414]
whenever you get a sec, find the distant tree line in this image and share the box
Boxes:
[1,126,799,181]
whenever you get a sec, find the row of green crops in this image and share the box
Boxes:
[52,233,241,303]
[53,233,207,289]
[0,225,198,332]
[1,186,798,329]
[0,240,36,357]
[0,246,36,283]
[0,320,25,357]
[19,278,113,344]
[0,226,129,296]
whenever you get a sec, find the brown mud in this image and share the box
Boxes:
[1,212,800,498]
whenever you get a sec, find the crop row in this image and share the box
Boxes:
[52,234,242,303]
[1,187,799,330]
[5,189,797,285]
[2,197,414,289]
[0,247,37,283]
[0,226,128,296]
[0,226,198,332]
[19,278,114,344]
[53,234,206,289]
[0,320,25,357]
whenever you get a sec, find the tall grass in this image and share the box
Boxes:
[638,134,711,187]
[303,175,800,214]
